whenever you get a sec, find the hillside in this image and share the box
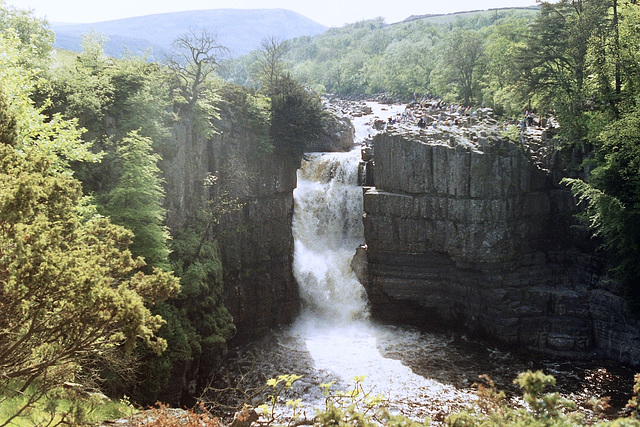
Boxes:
[400,5,539,24]
[52,8,328,59]
[221,7,541,99]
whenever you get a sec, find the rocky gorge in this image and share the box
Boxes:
[160,96,640,404]
[158,93,354,400]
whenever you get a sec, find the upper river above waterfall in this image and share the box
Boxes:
[212,101,637,425]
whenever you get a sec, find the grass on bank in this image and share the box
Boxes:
[0,382,136,426]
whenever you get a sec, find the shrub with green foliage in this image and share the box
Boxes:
[0,383,136,426]
[130,201,236,405]
[563,105,640,312]
[237,371,640,427]
[216,83,273,155]
[0,12,184,420]
[0,1,54,69]
[0,76,179,425]
[269,73,328,159]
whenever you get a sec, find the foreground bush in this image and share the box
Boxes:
[238,371,640,427]
[0,383,135,426]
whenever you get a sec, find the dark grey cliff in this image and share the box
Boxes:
[158,90,354,403]
[162,94,355,335]
[163,121,300,343]
[357,125,640,366]
[159,107,299,404]
[209,132,301,340]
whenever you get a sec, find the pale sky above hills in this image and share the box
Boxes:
[5,0,540,27]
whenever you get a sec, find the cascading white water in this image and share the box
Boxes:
[286,103,476,406]
[291,102,407,326]
[292,149,369,324]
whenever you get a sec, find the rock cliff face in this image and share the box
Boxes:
[359,128,640,365]
[159,111,302,403]
[163,121,301,342]
[162,95,354,341]
[209,133,301,340]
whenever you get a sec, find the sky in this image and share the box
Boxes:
[4,0,539,27]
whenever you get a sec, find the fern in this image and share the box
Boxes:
[561,177,625,248]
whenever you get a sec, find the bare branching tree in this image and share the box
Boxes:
[254,35,290,95]
[167,27,229,109]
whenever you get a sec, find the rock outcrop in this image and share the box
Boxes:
[163,119,301,342]
[304,99,356,152]
[359,123,640,366]
[210,137,301,340]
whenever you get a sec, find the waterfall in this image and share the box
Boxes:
[292,149,368,324]
[288,141,473,408]
[291,102,407,325]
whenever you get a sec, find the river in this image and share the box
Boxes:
[213,102,636,424]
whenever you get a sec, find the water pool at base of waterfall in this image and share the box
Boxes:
[214,320,635,424]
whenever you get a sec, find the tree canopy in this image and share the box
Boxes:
[0,27,180,420]
[102,130,171,272]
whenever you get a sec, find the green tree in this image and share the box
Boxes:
[167,27,228,112]
[48,32,116,138]
[434,28,485,105]
[0,1,54,68]
[0,32,98,173]
[41,31,172,145]
[253,35,289,95]
[0,91,179,424]
[250,37,328,159]
[480,16,530,114]
[102,130,171,272]
[269,73,328,159]
[38,33,174,198]
[521,0,609,144]
[564,106,640,311]
[618,1,640,102]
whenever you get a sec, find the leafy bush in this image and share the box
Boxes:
[269,73,328,160]
[0,32,180,422]
[563,106,640,312]
[238,371,640,427]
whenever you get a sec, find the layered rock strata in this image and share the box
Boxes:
[359,126,640,365]
[160,114,302,403]
[210,143,301,339]
[164,121,301,341]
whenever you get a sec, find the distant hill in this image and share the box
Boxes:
[400,6,539,24]
[52,9,328,60]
